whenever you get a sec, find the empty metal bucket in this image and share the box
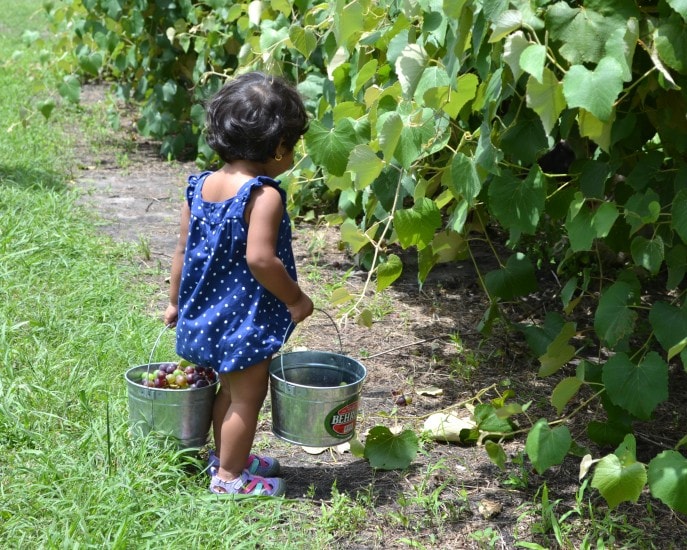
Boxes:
[269,350,367,447]
[125,363,217,449]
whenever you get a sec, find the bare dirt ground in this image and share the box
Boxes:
[72,85,687,549]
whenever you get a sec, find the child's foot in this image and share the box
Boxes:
[209,472,285,497]
[207,450,280,477]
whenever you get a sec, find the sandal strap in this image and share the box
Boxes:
[247,454,270,469]
[240,474,271,495]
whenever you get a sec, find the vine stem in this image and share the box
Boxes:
[343,163,405,320]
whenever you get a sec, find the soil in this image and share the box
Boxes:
[72,85,687,549]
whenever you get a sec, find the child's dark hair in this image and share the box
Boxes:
[205,72,309,164]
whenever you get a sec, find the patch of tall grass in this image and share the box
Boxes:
[0,2,333,547]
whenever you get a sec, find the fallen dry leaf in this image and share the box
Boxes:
[423,413,476,442]
[416,386,444,397]
[478,499,503,519]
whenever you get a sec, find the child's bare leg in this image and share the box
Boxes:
[216,359,270,480]
[212,379,231,456]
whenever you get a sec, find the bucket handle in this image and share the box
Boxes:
[148,323,174,372]
[278,307,342,383]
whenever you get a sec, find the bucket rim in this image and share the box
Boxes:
[269,351,367,389]
[125,364,219,392]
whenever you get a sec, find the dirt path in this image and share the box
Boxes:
[72,85,685,549]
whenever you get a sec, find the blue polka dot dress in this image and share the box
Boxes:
[175,172,297,373]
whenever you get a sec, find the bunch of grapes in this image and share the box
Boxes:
[139,362,217,390]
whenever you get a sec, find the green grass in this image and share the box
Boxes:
[0,3,338,547]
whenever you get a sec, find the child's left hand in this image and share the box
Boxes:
[287,292,314,324]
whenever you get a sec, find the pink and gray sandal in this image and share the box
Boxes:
[209,471,285,497]
[207,450,280,478]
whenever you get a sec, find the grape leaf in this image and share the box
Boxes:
[346,144,384,190]
[487,167,546,236]
[538,321,577,377]
[526,418,572,474]
[484,253,538,301]
[648,451,687,514]
[551,377,583,415]
[594,281,638,347]
[591,454,647,509]
[376,254,402,292]
[364,426,419,470]
[305,119,358,177]
[393,198,442,250]
[562,57,624,122]
[602,352,668,420]
[526,68,566,135]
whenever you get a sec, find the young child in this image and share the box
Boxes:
[164,72,313,497]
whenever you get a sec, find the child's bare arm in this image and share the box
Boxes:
[164,201,191,326]
[245,186,313,323]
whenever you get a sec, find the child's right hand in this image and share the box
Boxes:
[286,291,314,324]
[164,304,179,327]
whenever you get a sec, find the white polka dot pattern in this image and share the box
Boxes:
[175,172,297,373]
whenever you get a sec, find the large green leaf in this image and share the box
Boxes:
[562,57,624,122]
[565,195,596,252]
[551,377,583,415]
[546,1,638,65]
[58,75,81,103]
[666,244,687,289]
[519,43,547,83]
[474,403,515,436]
[526,418,572,474]
[624,189,661,235]
[648,450,687,515]
[333,0,363,49]
[538,321,577,377]
[602,352,669,420]
[489,9,522,43]
[526,68,566,135]
[630,235,664,275]
[594,281,638,347]
[655,16,687,74]
[503,31,530,80]
[446,152,481,203]
[499,109,549,165]
[289,26,317,58]
[423,73,479,119]
[396,44,428,99]
[649,301,687,356]
[414,66,450,104]
[604,20,638,82]
[484,253,538,301]
[394,108,448,169]
[346,144,384,190]
[305,119,358,177]
[591,435,647,509]
[378,112,404,162]
[364,426,419,470]
[376,254,402,292]
[487,167,546,237]
[393,198,442,250]
[671,189,687,244]
[666,0,687,21]
[592,201,619,238]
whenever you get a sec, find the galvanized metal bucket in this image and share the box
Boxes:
[269,312,367,447]
[125,363,217,449]
[124,327,217,449]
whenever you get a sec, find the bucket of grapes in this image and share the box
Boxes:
[124,330,218,449]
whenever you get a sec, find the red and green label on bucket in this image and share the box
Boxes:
[325,396,360,438]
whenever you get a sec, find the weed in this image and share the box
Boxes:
[470,526,504,548]
[138,236,152,261]
[389,460,469,534]
[503,451,530,490]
